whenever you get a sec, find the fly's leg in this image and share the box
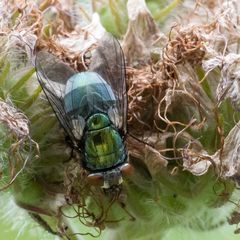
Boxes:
[104,185,136,222]
[29,213,59,236]
[118,192,136,222]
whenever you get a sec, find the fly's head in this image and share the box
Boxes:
[86,163,133,189]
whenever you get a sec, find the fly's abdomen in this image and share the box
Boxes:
[84,126,126,171]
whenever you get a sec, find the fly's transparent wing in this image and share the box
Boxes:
[35,51,81,147]
[89,33,127,134]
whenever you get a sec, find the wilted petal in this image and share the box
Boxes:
[217,53,240,110]
[183,158,212,176]
[182,144,212,176]
[58,13,106,53]
[202,56,223,72]
[126,135,168,179]
[212,121,240,178]
[122,0,167,64]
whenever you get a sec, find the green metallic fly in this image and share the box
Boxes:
[35,33,132,188]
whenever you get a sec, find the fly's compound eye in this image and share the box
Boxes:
[87,173,104,186]
[120,163,134,176]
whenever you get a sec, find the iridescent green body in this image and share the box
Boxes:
[36,34,130,188]
[64,72,126,173]
[84,113,125,171]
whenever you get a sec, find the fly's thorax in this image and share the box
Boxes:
[64,72,117,120]
[83,113,126,172]
[63,72,122,140]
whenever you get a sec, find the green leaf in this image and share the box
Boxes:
[0,62,10,98]
[153,0,182,21]
[22,85,42,109]
[8,68,35,95]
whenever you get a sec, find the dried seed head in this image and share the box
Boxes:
[0,100,29,138]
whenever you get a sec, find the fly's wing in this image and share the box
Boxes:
[89,33,127,134]
[35,51,80,148]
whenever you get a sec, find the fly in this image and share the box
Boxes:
[35,33,132,189]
